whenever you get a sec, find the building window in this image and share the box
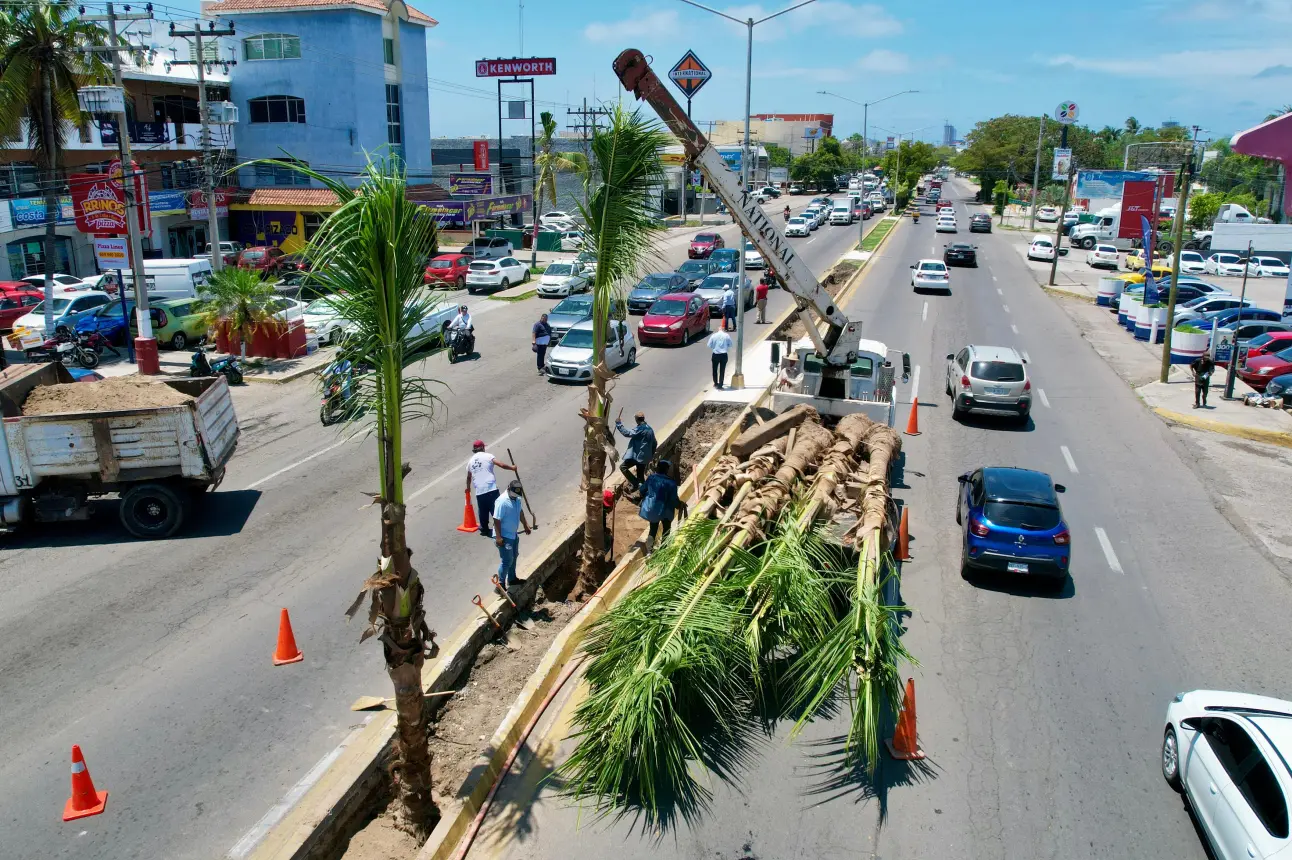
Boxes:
[244,34,301,61]
[154,94,200,125]
[385,84,402,145]
[383,37,395,65]
[254,158,311,187]
[0,163,40,197]
[302,212,325,241]
[248,95,307,124]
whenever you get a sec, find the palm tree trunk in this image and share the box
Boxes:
[573,370,609,601]
[40,68,59,334]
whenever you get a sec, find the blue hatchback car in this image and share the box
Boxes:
[76,299,136,344]
[708,248,741,273]
[957,467,1071,587]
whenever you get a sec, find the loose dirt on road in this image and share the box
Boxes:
[21,377,193,415]
[772,259,861,341]
[338,598,580,860]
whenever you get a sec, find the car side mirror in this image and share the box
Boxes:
[946,353,954,360]
[1054,484,1067,493]
[909,264,915,269]
[957,474,968,483]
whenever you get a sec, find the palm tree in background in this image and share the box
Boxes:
[1124,116,1141,135]
[197,266,277,361]
[0,1,111,332]
[570,105,669,600]
[535,110,589,217]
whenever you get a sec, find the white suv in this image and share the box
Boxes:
[1086,243,1119,269]
[945,345,1032,423]
[1027,235,1057,262]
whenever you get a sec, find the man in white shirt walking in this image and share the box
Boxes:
[465,440,518,537]
[707,327,733,389]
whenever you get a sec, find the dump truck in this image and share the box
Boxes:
[612,48,907,421]
[0,364,239,538]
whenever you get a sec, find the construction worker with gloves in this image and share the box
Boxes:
[615,411,657,495]
[639,460,686,554]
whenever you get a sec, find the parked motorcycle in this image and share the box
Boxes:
[190,346,244,386]
[28,326,99,369]
[446,327,474,364]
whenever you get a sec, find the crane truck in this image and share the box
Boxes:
[612,49,907,421]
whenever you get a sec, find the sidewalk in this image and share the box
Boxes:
[90,341,337,384]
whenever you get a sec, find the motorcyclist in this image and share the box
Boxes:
[783,204,791,220]
[448,304,474,354]
[323,357,354,402]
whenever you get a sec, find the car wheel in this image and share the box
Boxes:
[1161,727,1183,791]
[170,331,188,350]
[952,399,965,420]
[456,276,465,290]
[500,278,509,289]
[119,481,188,538]
[945,376,953,397]
[626,347,637,366]
[522,270,530,283]
[1080,236,1096,250]
[959,542,973,580]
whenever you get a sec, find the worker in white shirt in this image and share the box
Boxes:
[707,326,733,389]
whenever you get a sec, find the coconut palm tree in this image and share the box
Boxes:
[1124,116,1141,135]
[257,153,444,835]
[197,266,277,361]
[569,105,669,601]
[534,110,589,218]
[0,2,111,332]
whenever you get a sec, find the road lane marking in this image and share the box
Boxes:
[1061,445,1079,473]
[992,275,998,282]
[1038,388,1050,408]
[1095,527,1124,574]
[1011,323,1019,334]
[407,426,522,503]
[996,287,1003,296]
[910,364,921,400]
[922,301,928,322]
[1002,304,1010,313]
[243,437,354,490]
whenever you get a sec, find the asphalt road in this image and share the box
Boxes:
[0,198,876,860]
[479,179,1292,860]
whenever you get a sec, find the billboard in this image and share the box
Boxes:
[188,189,232,221]
[1118,181,1156,239]
[69,174,127,234]
[1075,170,1155,200]
[416,194,532,225]
[473,140,490,171]
[449,173,493,196]
[1052,148,1072,181]
[10,196,74,227]
[475,58,556,77]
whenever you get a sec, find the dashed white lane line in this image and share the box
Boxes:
[1002,304,1010,313]
[243,437,354,490]
[996,287,1003,296]
[992,275,998,282]
[1011,323,1019,334]
[407,426,522,503]
[1061,445,1079,474]
[922,301,928,322]
[1038,388,1051,408]
[910,364,921,400]
[1095,527,1124,574]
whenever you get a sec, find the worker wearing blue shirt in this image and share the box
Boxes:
[615,411,657,494]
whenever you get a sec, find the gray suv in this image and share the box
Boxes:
[945,345,1031,423]
[460,236,513,260]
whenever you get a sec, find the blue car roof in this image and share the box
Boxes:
[982,467,1057,505]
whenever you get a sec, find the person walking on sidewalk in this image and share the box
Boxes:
[615,411,657,494]
[707,326,732,389]
[721,282,737,333]
[1191,351,1216,409]
[492,479,533,589]
[639,460,686,554]
[754,277,769,324]
[531,312,552,374]
[465,440,517,537]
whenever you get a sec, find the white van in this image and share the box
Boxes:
[830,201,854,225]
[119,258,214,300]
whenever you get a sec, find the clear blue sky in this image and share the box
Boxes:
[158,0,1292,145]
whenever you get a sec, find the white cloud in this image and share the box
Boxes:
[751,48,911,82]
[1045,48,1292,80]
[583,10,681,44]
[858,49,911,74]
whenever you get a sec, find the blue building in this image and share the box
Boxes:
[206,0,436,247]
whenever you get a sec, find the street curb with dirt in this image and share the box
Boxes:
[1151,408,1292,450]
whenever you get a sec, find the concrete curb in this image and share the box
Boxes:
[1152,407,1292,450]
[242,361,330,385]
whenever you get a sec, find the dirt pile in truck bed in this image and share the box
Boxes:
[22,377,194,416]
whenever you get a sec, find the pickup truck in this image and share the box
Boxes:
[0,364,239,537]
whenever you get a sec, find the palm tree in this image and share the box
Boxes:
[1124,116,1141,135]
[1265,105,1292,121]
[569,105,669,601]
[534,110,589,218]
[197,266,277,361]
[259,153,443,835]
[0,2,111,332]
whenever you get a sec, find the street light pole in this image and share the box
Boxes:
[678,0,817,390]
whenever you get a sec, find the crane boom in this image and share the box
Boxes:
[613,48,862,367]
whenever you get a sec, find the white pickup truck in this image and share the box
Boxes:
[0,364,239,537]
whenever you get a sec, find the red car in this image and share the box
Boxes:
[0,282,45,331]
[688,232,724,259]
[1244,330,1292,361]
[424,253,472,289]
[936,201,954,213]
[637,292,709,346]
[236,246,288,274]
[1238,344,1292,391]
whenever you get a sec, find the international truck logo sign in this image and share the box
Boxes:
[669,51,711,98]
[475,58,556,77]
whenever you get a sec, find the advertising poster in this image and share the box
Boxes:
[449,173,493,196]
[1075,170,1155,200]
[1052,148,1072,181]
[1118,181,1156,239]
[70,173,127,233]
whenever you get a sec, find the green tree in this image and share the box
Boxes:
[764,142,792,168]
[0,1,110,332]
[534,110,589,218]
[992,179,1008,218]
[269,154,444,836]
[570,106,669,599]
[1125,116,1141,135]
[197,266,277,361]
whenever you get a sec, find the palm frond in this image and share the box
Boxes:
[197,266,278,344]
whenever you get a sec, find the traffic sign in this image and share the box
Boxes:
[669,51,712,98]
[1054,101,1079,124]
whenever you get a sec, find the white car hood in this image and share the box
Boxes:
[548,343,592,364]
[540,275,577,287]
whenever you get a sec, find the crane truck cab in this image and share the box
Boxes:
[773,336,909,424]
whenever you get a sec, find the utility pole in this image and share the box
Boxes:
[1223,240,1254,399]
[567,100,609,212]
[1047,155,1075,287]
[730,15,753,390]
[81,2,158,374]
[1159,149,1197,383]
[1029,115,1046,231]
[170,20,237,272]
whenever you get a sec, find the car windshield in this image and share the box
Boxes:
[430,259,454,269]
[744,242,757,251]
[1275,346,1292,362]
[694,234,718,243]
[30,297,73,313]
[983,501,1062,531]
[93,302,130,319]
[1098,246,1116,253]
[242,250,264,260]
[649,299,687,316]
[576,252,596,263]
[1181,252,1202,261]
[697,275,735,292]
[789,218,806,225]
[677,261,708,273]
[469,262,496,271]
[558,329,595,349]
[545,264,572,276]
[304,298,341,315]
[920,263,947,272]
[1259,258,1284,266]
[971,360,1025,382]
[1217,255,1239,263]
[551,297,592,315]
[1250,333,1287,348]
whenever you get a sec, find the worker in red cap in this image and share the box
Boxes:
[602,488,616,561]
[465,439,518,538]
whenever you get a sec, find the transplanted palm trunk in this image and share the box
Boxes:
[259,153,444,835]
[569,106,669,601]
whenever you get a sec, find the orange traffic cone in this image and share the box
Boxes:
[63,744,108,821]
[272,608,303,665]
[456,489,480,534]
[885,678,926,760]
[904,397,920,436]
[897,507,911,561]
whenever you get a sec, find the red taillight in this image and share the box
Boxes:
[1053,530,1070,545]
[969,519,990,537]
[960,375,971,388]
[1023,379,1031,391]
